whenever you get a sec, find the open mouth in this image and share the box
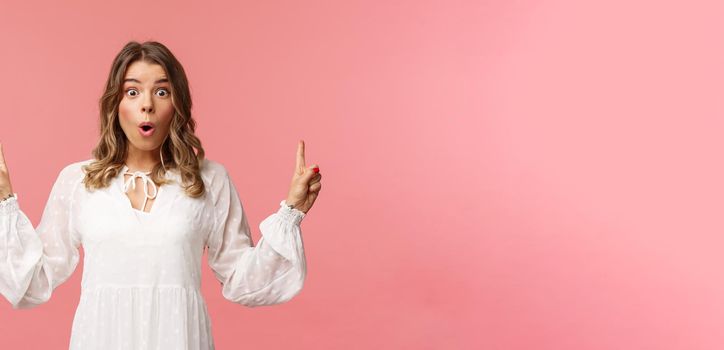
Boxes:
[138,123,156,136]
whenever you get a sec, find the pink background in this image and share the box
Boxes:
[1,0,723,349]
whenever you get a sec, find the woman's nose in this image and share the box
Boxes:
[141,92,154,113]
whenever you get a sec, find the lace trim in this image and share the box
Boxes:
[0,194,19,214]
[278,200,305,225]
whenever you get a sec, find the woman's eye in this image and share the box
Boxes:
[156,88,169,97]
[126,89,138,97]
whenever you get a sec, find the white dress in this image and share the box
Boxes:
[0,158,307,349]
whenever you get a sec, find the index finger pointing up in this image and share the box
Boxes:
[296,140,306,172]
[0,143,6,172]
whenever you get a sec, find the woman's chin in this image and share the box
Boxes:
[127,139,162,152]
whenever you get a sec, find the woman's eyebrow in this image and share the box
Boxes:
[123,78,169,84]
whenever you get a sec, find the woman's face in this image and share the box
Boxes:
[118,60,174,154]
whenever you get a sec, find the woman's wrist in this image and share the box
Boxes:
[283,199,308,213]
[284,198,308,214]
[0,192,15,202]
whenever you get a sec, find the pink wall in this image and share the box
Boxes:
[1,0,723,349]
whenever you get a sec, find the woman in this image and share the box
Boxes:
[0,41,322,349]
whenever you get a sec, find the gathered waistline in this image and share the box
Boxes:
[82,284,202,293]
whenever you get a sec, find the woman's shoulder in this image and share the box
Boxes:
[58,158,95,179]
[199,158,230,183]
[39,159,94,190]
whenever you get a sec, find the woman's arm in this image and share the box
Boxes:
[205,164,307,307]
[0,161,83,309]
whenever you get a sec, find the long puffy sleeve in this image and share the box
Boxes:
[0,163,82,309]
[205,165,307,307]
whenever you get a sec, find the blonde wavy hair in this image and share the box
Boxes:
[81,41,206,198]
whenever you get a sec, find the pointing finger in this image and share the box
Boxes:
[0,143,6,171]
[296,140,306,172]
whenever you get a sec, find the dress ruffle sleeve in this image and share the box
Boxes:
[205,165,307,307]
[0,163,83,309]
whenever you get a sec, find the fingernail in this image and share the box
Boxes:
[313,167,319,173]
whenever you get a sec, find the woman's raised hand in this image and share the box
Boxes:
[0,144,14,199]
[285,140,322,214]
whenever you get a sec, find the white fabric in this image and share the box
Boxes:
[0,158,307,349]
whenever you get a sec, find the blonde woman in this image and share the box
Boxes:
[0,41,321,349]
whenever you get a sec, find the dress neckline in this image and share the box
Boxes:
[120,164,160,215]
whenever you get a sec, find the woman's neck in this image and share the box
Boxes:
[125,150,160,173]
